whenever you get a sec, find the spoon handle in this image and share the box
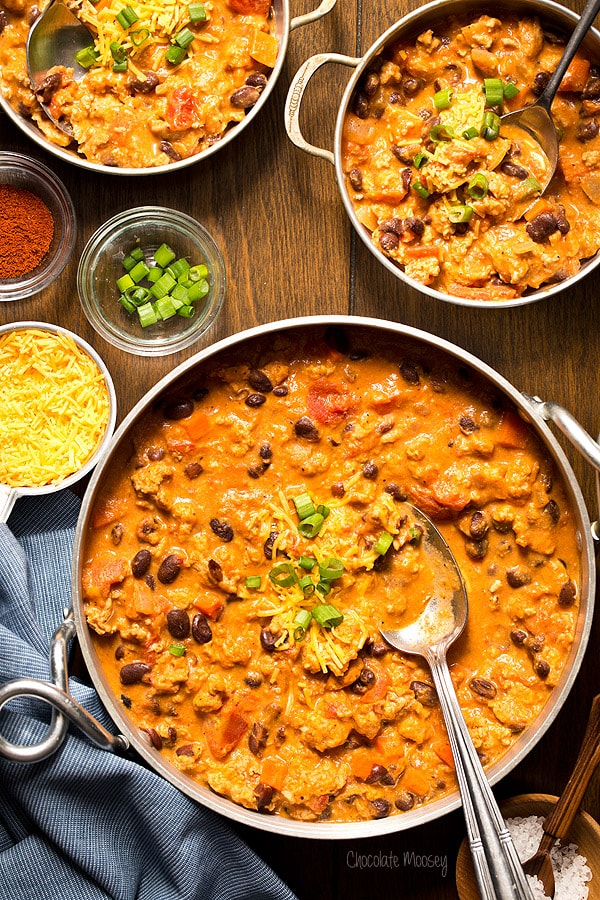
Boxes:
[427,647,534,900]
[538,0,600,112]
[543,692,600,840]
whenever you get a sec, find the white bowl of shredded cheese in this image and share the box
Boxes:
[0,321,116,522]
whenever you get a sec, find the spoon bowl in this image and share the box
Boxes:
[381,505,534,900]
[500,0,600,198]
[26,0,94,135]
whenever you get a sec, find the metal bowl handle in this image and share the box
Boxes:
[290,0,337,31]
[524,394,600,471]
[285,52,359,164]
[0,610,129,762]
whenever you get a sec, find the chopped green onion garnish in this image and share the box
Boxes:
[116,273,135,293]
[462,126,479,140]
[167,258,191,280]
[245,575,261,589]
[169,643,186,657]
[503,81,520,100]
[293,608,312,641]
[115,5,139,28]
[137,302,158,327]
[150,271,177,299]
[467,173,489,199]
[177,305,195,318]
[447,204,473,224]
[188,264,208,281]
[155,295,177,319]
[298,575,315,596]
[316,504,330,518]
[299,556,317,570]
[187,280,208,302]
[316,580,331,596]
[188,2,206,21]
[131,27,149,46]
[429,123,454,143]
[129,260,150,283]
[174,26,195,48]
[480,110,501,141]
[293,492,315,520]
[147,266,163,284]
[413,152,427,169]
[318,557,344,582]
[409,526,422,543]
[519,176,542,199]
[298,513,325,538]
[166,43,187,65]
[125,286,151,305]
[483,77,504,107]
[119,294,136,313]
[154,243,176,268]
[113,60,128,72]
[433,88,452,110]
[373,531,393,555]
[269,563,297,588]
[110,41,127,62]
[75,45,99,68]
[412,181,430,199]
[312,603,343,628]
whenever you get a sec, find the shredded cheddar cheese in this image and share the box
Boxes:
[0,329,111,488]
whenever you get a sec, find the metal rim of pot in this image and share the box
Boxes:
[1,314,598,840]
[284,0,600,308]
[0,0,337,175]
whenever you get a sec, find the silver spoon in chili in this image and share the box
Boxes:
[380,505,535,900]
[26,0,94,136]
[500,0,600,196]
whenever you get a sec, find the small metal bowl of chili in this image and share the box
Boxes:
[77,206,226,356]
[0,152,77,302]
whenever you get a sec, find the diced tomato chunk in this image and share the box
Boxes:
[307,378,356,424]
[227,0,270,13]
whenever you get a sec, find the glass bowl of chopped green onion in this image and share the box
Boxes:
[77,206,225,355]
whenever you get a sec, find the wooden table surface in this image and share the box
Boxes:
[2,0,600,896]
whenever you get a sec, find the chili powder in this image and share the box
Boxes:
[0,183,54,279]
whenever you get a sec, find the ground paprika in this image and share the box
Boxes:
[0,183,54,279]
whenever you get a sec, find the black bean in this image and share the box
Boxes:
[246,72,268,90]
[410,680,438,707]
[120,662,151,684]
[184,461,203,479]
[273,385,288,397]
[466,538,488,560]
[145,574,156,590]
[365,764,389,784]
[359,667,376,686]
[248,369,273,393]
[510,628,528,646]
[576,119,599,142]
[249,722,268,756]
[331,481,345,498]
[192,612,212,644]
[160,141,182,162]
[362,460,379,479]
[395,791,415,811]
[259,443,272,460]
[527,633,545,654]
[353,92,370,118]
[399,360,420,385]
[260,628,277,652]
[294,416,319,441]
[254,783,275,810]
[469,677,497,699]
[35,72,62,103]
[558,580,576,607]
[384,482,406,501]
[405,216,425,238]
[556,214,570,235]
[264,531,278,560]
[532,72,551,96]
[391,144,416,164]
[248,462,268,479]
[459,415,478,434]
[583,76,600,100]
[348,168,363,190]
[507,566,531,588]
[526,212,558,243]
[131,549,152,578]
[370,798,391,819]
[121,693,132,709]
[231,85,260,108]
[245,393,267,408]
[544,499,560,524]
[176,744,195,757]
[208,558,223,582]
[157,554,182,584]
[380,217,404,235]
[111,523,124,545]
[167,609,190,639]
[129,72,159,94]
[142,727,163,750]
[147,446,165,461]
[534,659,550,679]
[380,231,399,252]
[164,398,194,420]
[469,511,489,540]
[363,72,380,97]
[402,77,422,95]
[115,644,125,660]
[210,518,234,542]
[500,160,529,179]
[245,673,263,687]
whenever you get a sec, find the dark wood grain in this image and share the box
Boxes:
[2,0,600,896]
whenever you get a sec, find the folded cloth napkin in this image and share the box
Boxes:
[0,492,298,900]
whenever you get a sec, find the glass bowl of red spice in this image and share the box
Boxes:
[0,152,77,302]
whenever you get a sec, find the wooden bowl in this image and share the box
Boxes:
[455,793,600,899]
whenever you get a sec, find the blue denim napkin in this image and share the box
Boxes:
[0,492,297,900]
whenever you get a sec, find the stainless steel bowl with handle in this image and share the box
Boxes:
[1,314,598,840]
[284,0,600,307]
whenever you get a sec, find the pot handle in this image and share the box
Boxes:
[290,0,337,31]
[285,52,360,164]
[524,394,600,472]
[0,609,129,762]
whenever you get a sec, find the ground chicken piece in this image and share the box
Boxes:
[460,16,501,50]
[150,654,189,693]
[403,253,441,285]
[192,673,228,712]
[131,461,175,499]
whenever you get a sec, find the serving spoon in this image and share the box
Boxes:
[380,506,534,900]
[501,0,600,194]
[26,0,93,135]
[521,692,600,897]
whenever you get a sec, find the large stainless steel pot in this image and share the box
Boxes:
[284,0,600,308]
[1,315,599,840]
[0,0,336,175]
